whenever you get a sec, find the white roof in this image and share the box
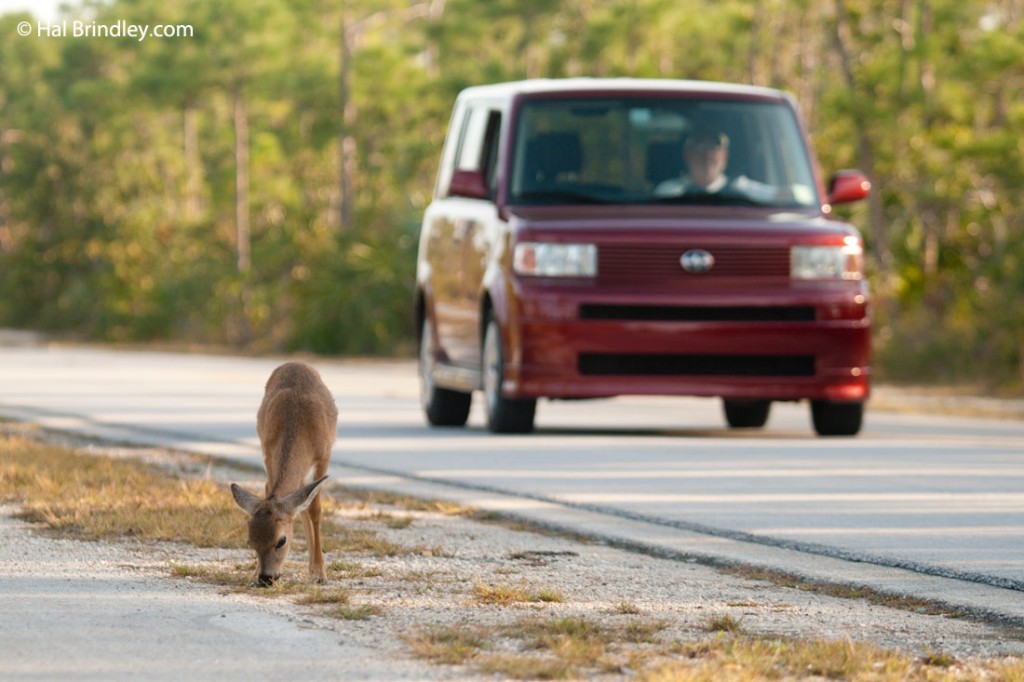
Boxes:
[457,78,789,102]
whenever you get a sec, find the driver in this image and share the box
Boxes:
[653,126,776,202]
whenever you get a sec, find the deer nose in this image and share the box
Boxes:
[256,574,278,588]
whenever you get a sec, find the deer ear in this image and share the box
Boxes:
[280,476,329,515]
[230,483,262,515]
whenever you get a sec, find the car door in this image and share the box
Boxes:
[427,103,502,371]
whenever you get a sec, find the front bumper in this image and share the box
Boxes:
[502,282,871,402]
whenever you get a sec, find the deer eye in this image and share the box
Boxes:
[275,536,287,550]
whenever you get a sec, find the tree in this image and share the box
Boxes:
[0,0,1021,386]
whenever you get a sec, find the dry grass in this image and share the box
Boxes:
[472,581,564,606]
[405,625,491,665]
[640,636,1024,681]
[170,563,242,586]
[0,434,244,547]
[328,559,383,579]
[721,564,967,618]
[344,488,473,517]
[409,615,670,679]
[329,604,383,620]
[295,586,352,605]
[405,616,1024,682]
[704,613,743,634]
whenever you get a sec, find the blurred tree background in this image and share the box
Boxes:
[0,0,1021,390]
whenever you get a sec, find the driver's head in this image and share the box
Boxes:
[684,127,729,188]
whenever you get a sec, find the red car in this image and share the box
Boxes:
[415,79,871,436]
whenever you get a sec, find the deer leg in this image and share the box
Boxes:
[303,493,326,583]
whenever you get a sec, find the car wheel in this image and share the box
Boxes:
[723,399,771,429]
[419,315,471,427]
[811,400,863,437]
[482,315,536,433]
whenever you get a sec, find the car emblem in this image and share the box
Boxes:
[680,249,715,274]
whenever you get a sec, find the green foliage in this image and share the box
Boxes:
[0,1,1021,387]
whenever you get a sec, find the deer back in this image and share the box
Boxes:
[257,362,338,496]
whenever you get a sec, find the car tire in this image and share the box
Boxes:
[811,400,863,437]
[419,315,471,427]
[723,399,771,429]
[482,315,536,433]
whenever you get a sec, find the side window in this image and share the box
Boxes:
[450,105,502,199]
[434,103,468,199]
[481,112,501,195]
[455,107,489,171]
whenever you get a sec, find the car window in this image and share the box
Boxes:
[456,106,490,172]
[448,105,502,199]
[508,96,818,208]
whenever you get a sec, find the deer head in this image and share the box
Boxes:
[230,476,328,587]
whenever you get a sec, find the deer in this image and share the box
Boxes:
[230,362,338,587]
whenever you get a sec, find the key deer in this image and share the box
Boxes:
[231,362,338,586]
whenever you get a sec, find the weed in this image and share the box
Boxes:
[295,586,351,605]
[478,653,574,680]
[473,582,563,606]
[704,613,743,633]
[536,588,564,603]
[920,650,958,667]
[621,619,668,644]
[328,604,382,621]
[405,625,489,664]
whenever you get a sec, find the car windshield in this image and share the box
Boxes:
[508,96,819,208]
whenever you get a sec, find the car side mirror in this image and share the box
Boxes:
[827,170,871,205]
[449,170,489,200]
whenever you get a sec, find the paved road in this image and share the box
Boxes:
[1,345,1023,621]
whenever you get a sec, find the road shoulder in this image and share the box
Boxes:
[3,431,1024,681]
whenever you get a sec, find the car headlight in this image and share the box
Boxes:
[791,239,863,281]
[513,242,597,277]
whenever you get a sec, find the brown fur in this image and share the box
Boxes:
[231,362,338,586]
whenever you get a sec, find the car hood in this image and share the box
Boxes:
[505,204,860,242]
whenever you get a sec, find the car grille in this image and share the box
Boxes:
[578,353,815,377]
[598,245,790,282]
[579,304,815,322]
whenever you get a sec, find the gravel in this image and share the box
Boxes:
[3,436,1024,681]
